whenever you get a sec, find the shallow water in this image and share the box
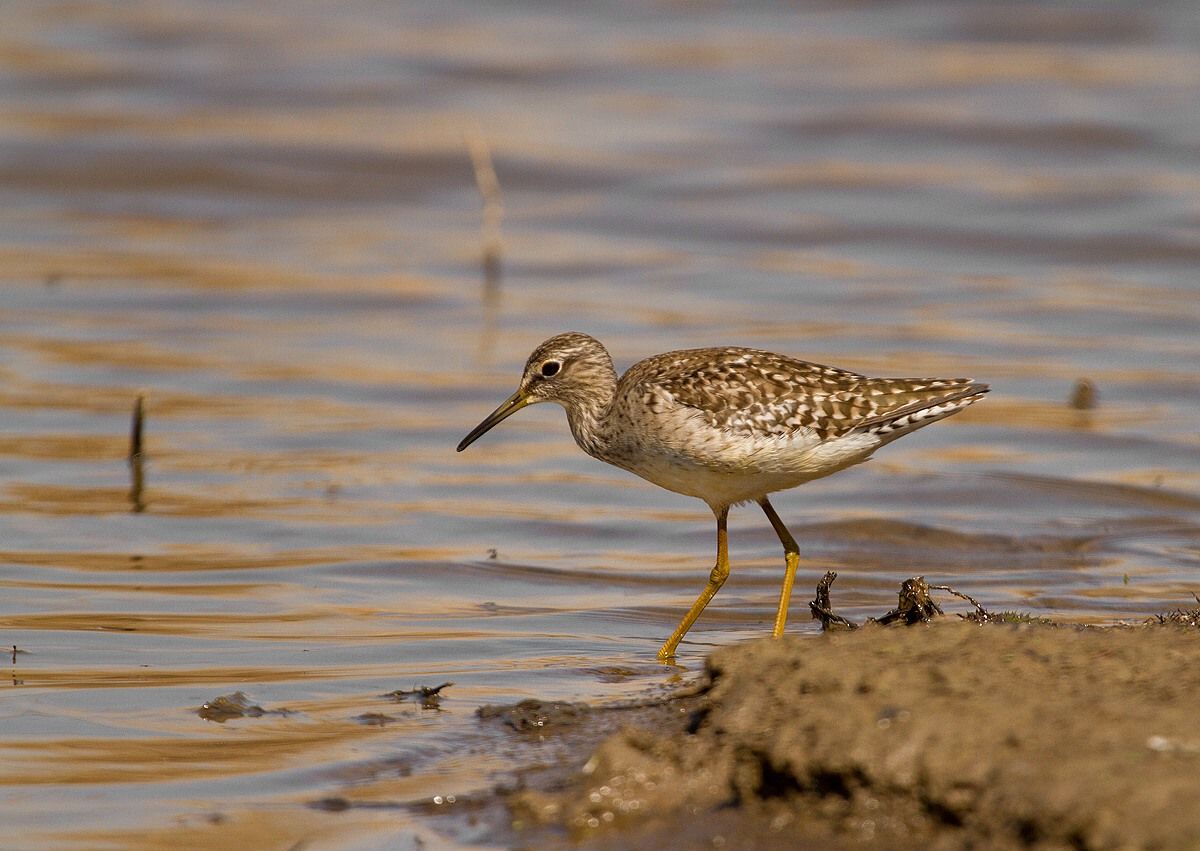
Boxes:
[2,0,1199,847]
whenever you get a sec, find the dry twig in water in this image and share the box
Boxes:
[809,571,858,631]
[873,576,944,625]
[386,682,454,709]
[129,394,145,513]
[465,126,504,289]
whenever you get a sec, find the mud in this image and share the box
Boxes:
[197,691,278,723]
[386,682,455,710]
[500,621,1200,850]
[478,699,595,735]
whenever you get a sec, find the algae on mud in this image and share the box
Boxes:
[499,621,1200,850]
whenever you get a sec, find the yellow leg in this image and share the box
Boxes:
[658,507,730,661]
[759,496,800,638]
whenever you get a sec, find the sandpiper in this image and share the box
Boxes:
[457,332,988,660]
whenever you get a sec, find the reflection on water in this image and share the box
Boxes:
[2,0,1199,846]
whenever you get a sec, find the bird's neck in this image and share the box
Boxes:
[562,369,617,459]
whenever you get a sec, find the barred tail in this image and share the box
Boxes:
[854,382,989,443]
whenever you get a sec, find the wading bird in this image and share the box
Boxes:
[457,332,988,661]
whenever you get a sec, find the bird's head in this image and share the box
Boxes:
[456,332,614,451]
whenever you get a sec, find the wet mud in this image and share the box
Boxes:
[495,619,1200,850]
[196,691,275,723]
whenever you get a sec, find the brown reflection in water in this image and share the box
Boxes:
[0,578,263,597]
[0,477,486,522]
[726,159,1172,200]
[2,611,504,642]
[5,335,221,372]
[803,38,1191,87]
[0,483,317,517]
[0,382,159,415]
[11,665,354,690]
[952,396,1152,433]
[0,371,469,437]
[0,434,127,461]
[57,810,398,851]
[1,723,378,786]
[0,545,463,573]
[0,610,325,638]
[997,473,1200,513]
[0,353,463,411]
[1073,583,1200,602]
[0,244,439,294]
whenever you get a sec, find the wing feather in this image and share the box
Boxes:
[622,347,985,440]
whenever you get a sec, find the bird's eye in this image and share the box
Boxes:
[540,360,561,377]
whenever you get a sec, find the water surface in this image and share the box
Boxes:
[2,1,1199,847]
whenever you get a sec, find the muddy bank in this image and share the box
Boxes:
[495,621,1200,850]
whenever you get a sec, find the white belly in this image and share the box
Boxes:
[596,408,882,509]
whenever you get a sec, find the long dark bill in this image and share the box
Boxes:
[456,390,533,452]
